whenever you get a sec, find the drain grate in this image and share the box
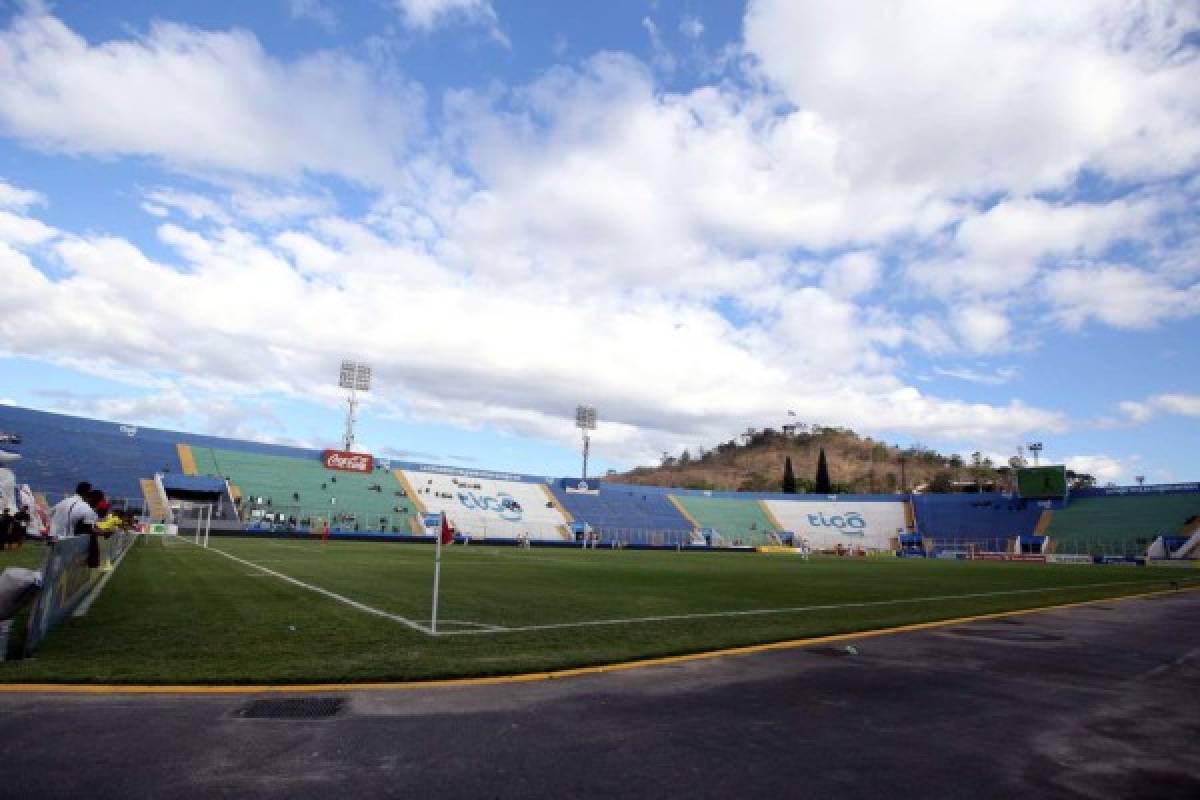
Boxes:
[237,696,346,720]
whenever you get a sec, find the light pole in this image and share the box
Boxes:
[576,405,597,481]
[338,360,372,452]
[1027,441,1043,467]
[1135,475,1145,487]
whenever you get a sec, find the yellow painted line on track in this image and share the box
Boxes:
[1,582,1196,696]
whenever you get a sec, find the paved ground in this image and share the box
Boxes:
[1,589,1198,799]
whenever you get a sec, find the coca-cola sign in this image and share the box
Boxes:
[322,449,374,473]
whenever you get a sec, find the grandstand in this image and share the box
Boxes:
[2,403,1199,557]
[397,467,570,540]
[911,493,1046,551]
[1044,488,1200,555]
[551,481,695,546]
[188,446,420,533]
[670,494,777,546]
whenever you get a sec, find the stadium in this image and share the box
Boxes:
[1,400,1197,685]
[2,1,1200,797]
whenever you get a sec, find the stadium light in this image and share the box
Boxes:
[338,360,372,452]
[1135,475,1145,486]
[576,405,597,481]
[1026,441,1043,467]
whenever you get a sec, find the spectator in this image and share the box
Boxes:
[0,508,11,551]
[48,482,98,542]
[9,506,30,551]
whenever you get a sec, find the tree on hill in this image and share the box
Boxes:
[814,448,832,494]
[782,456,797,494]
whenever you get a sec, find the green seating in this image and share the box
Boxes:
[1047,493,1200,554]
[190,447,418,532]
[671,495,777,546]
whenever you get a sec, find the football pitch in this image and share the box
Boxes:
[2,537,1195,685]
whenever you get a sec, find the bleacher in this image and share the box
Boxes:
[189,447,418,533]
[397,468,570,540]
[552,481,695,546]
[671,495,777,546]
[911,494,1044,549]
[1045,491,1200,554]
[0,404,179,506]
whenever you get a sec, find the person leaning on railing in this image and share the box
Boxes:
[47,482,99,544]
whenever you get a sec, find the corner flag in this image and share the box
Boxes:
[440,513,454,546]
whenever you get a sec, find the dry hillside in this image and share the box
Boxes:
[615,427,1008,494]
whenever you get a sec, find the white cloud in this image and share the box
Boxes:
[821,251,880,298]
[744,1,1200,194]
[0,199,1067,465]
[388,0,507,44]
[933,365,1018,386]
[288,0,337,31]
[1156,394,1200,417]
[1042,265,1200,330]
[142,188,230,224]
[0,178,44,210]
[4,5,1195,467]
[909,196,1159,299]
[1064,454,1125,484]
[1117,393,1200,425]
[950,305,1011,353]
[0,209,56,247]
[0,11,422,184]
[679,16,704,40]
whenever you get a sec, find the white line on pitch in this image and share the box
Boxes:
[195,541,434,635]
[431,578,1177,637]
[72,538,136,617]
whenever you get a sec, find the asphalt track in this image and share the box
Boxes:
[1,589,1197,799]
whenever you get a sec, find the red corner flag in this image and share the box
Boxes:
[440,513,454,546]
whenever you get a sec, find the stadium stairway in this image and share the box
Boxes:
[140,478,169,522]
[1046,492,1200,554]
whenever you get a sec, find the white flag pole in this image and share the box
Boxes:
[430,513,443,634]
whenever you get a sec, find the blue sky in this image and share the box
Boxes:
[0,0,1197,484]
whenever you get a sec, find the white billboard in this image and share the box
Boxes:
[401,469,571,540]
[765,499,905,551]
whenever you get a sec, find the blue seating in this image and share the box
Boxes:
[911,493,1043,546]
[552,480,694,545]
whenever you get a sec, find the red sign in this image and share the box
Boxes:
[322,449,374,473]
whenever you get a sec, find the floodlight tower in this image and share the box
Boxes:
[576,405,597,481]
[338,360,372,452]
[1027,441,1044,467]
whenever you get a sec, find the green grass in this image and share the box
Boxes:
[1,537,1194,685]
[0,544,49,571]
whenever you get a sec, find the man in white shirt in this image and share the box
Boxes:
[48,482,98,542]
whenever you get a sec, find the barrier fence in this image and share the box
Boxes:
[23,529,135,656]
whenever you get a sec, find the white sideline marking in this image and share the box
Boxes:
[430,578,1181,637]
[193,540,434,635]
[72,538,136,617]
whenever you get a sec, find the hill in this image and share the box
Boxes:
[615,426,1008,494]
